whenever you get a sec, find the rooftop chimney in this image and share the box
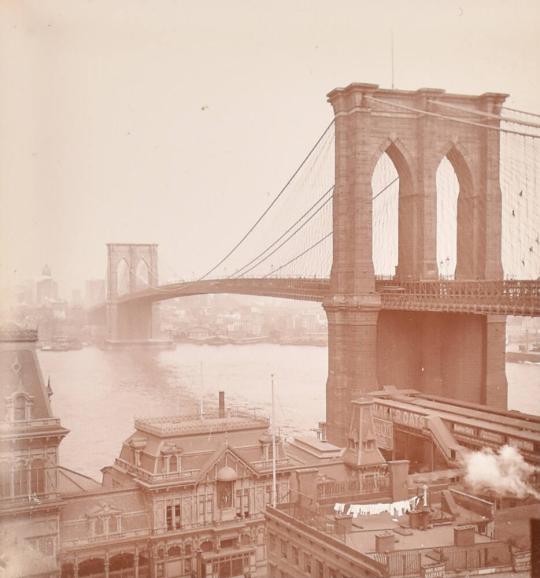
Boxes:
[219,391,225,418]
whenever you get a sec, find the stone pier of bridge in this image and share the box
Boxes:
[105,243,170,348]
[324,83,509,447]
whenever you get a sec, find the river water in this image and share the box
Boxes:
[38,345,540,480]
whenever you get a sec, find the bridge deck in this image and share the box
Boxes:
[90,278,540,317]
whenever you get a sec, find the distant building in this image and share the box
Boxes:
[36,265,59,305]
[84,279,106,308]
[71,289,82,308]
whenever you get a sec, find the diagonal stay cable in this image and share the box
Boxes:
[263,232,333,278]
[231,185,335,278]
[197,119,335,281]
[261,176,400,279]
[372,176,399,201]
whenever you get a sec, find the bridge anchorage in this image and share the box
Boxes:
[91,83,540,447]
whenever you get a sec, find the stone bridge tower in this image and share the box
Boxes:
[324,83,508,446]
[106,243,162,345]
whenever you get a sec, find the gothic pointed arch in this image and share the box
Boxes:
[135,259,150,290]
[437,142,477,279]
[116,258,130,296]
[370,137,416,279]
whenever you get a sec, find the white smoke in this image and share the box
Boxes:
[462,444,539,499]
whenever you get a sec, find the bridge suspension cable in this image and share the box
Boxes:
[503,106,540,120]
[262,231,333,278]
[428,100,540,130]
[230,185,335,278]
[260,176,400,279]
[197,119,335,281]
[366,96,540,139]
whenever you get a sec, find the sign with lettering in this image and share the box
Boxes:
[373,404,427,431]
[508,437,534,452]
[373,417,393,450]
[512,550,531,572]
[421,562,445,578]
[479,430,504,444]
[453,423,476,437]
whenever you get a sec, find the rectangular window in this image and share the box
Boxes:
[206,495,213,519]
[292,546,299,566]
[166,505,173,531]
[174,504,181,529]
[269,533,276,552]
[199,496,205,518]
[108,516,118,534]
[280,539,288,559]
[304,553,312,574]
[243,488,250,517]
[316,560,324,578]
[236,489,243,518]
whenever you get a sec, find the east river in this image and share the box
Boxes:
[38,345,540,480]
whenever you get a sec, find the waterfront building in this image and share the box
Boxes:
[0,326,535,577]
[0,325,69,577]
[64,392,294,578]
[265,496,532,578]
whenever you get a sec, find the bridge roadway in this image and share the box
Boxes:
[93,278,540,317]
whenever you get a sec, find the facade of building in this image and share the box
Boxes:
[1,326,300,578]
[0,326,69,577]
[59,399,294,578]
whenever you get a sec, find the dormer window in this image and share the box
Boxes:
[160,443,183,474]
[6,393,33,422]
[14,396,25,420]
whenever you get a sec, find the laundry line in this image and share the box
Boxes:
[334,496,420,518]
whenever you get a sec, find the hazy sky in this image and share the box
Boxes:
[1,0,539,298]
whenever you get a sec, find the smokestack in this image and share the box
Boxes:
[219,391,225,418]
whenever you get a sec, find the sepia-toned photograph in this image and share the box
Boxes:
[0,1,539,576]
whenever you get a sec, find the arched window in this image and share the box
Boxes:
[31,458,45,495]
[109,553,133,571]
[168,545,182,558]
[13,462,28,496]
[14,395,26,421]
[0,462,11,497]
[78,558,105,577]
[61,563,75,578]
[108,516,118,534]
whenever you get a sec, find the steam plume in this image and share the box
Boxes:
[462,444,539,499]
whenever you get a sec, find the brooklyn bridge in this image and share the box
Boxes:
[89,83,540,446]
